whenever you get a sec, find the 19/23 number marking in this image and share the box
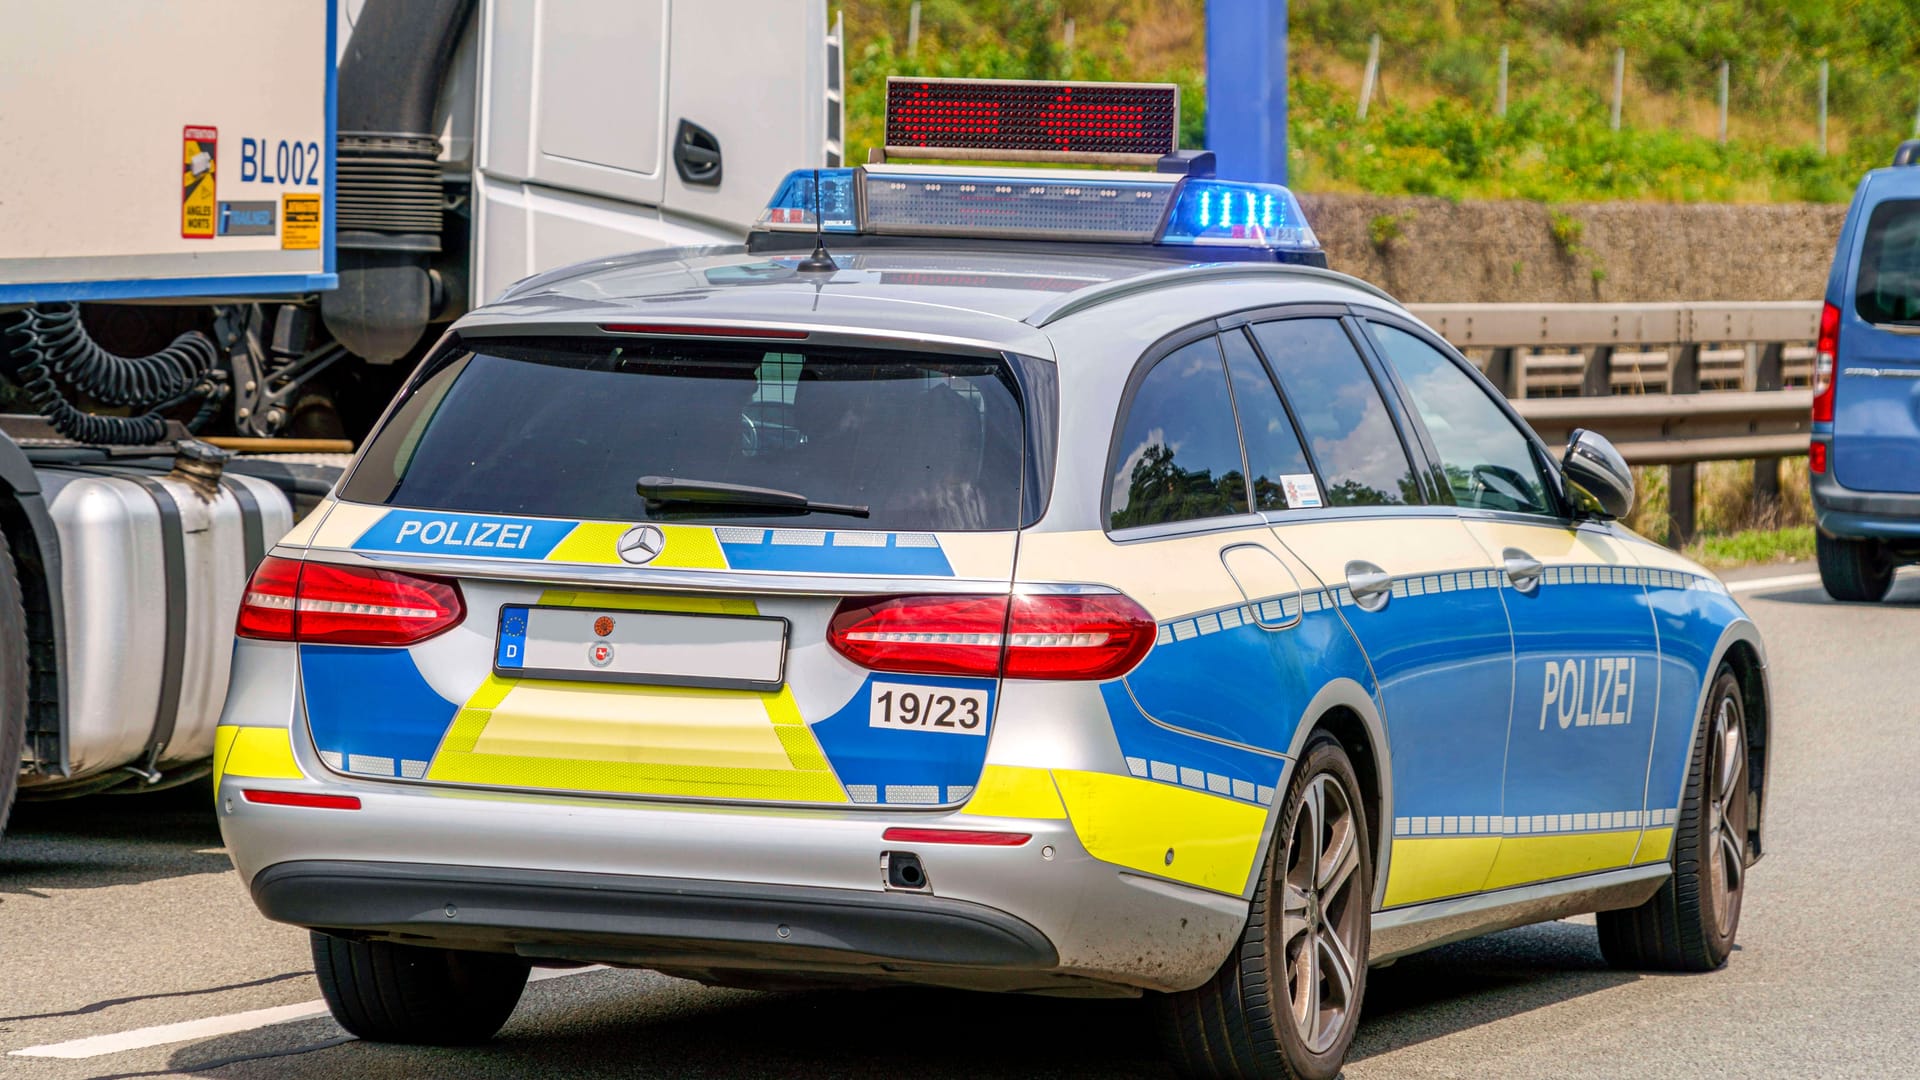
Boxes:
[868,682,987,735]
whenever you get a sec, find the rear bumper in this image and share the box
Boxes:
[216,769,1254,995]
[253,859,1057,972]
[1811,469,1920,542]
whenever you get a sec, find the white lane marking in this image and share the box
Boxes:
[1727,567,1912,595]
[9,965,604,1060]
[1727,571,1822,593]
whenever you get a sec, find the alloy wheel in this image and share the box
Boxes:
[1279,773,1366,1055]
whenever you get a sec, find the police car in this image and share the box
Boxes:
[214,80,1769,1079]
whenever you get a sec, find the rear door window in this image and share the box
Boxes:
[342,337,1032,532]
[1250,319,1420,507]
[1220,329,1318,510]
[1857,198,1920,325]
[1108,337,1249,530]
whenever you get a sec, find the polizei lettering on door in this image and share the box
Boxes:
[1539,657,1637,730]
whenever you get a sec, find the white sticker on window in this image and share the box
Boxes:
[1281,473,1323,509]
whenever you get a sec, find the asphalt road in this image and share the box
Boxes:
[3,564,1916,1079]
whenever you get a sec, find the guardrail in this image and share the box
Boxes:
[1404,301,1819,546]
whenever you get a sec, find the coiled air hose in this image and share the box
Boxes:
[2,303,217,445]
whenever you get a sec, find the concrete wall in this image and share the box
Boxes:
[1299,194,1848,304]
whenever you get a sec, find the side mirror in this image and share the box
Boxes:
[1561,428,1634,520]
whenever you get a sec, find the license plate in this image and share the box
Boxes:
[868,681,988,735]
[495,605,788,690]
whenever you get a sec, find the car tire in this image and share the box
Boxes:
[1161,732,1371,1080]
[311,931,531,1045]
[1816,531,1893,602]
[1597,665,1748,972]
[0,526,29,840]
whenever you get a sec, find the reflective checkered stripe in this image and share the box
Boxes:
[1394,806,1678,837]
[1124,755,1277,807]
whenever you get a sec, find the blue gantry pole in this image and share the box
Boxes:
[1205,0,1288,183]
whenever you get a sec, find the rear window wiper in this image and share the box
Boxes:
[636,475,870,518]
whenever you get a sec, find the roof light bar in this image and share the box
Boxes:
[754,168,859,234]
[1161,179,1320,251]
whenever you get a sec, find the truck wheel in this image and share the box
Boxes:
[0,524,29,839]
[311,931,530,1045]
[1597,665,1748,972]
[1816,532,1893,602]
[1161,733,1371,1080]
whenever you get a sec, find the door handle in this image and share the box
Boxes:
[1502,547,1544,594]
[673,119,723,186]
[1344,560,1392,613]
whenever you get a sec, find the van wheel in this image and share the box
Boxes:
[1597,665,1748,972]
[311,932,530,1045]
[1816,532,1893,602]
[0,526,29,840]
[1161,733,1371,1080]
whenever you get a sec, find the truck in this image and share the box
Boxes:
[0,0,842,831]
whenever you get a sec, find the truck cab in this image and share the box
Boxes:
[1811,142,1920,600]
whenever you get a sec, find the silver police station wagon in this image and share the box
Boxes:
[216,80,1769,1080]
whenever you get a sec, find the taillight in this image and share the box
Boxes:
[1813,300,1839,422]
[1810,440,1829,475]
[236,555,464,646]
[828,591,1156,681]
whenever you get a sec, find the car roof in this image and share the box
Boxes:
[458,245,1401,356]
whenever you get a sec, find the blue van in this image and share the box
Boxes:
[1813,140,1920,601]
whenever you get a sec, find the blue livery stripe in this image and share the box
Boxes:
[300,645,459,779]
[809,673,994,805]
[353,509,575,560]
[715,528,953,576]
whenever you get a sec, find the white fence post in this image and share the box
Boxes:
[907,0,920,55]
[1818,60,1829,156]
[1611,48,1625,131]
[1497,44,1509,118]
[1718,61,1729,144]
[1358,33,1380,120]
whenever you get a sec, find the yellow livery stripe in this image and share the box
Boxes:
[1482,830,1642,891]
[217,726,304,782]
[1053,769,1267,894]
[1634,826,1675,864]
[545,523,726,569]
[1382,837,1502,907]
[960,765,1066,819]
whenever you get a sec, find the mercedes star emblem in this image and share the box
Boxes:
[616,524,666,565]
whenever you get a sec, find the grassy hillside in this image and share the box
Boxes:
[840,1,1920,202]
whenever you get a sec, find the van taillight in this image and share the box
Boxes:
[236,555,464,646]
[828,592,1156,681]
[1813,300,1839,423]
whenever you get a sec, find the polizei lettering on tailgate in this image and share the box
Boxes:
[1539,657,1637,730]
[393,518,534,550]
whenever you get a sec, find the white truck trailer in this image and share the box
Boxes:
[0,0,840,829]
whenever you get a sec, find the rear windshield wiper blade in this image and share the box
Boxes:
[636,475,870,518]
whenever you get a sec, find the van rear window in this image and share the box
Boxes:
[1857,198,1920,325]
[341,337,1044,532]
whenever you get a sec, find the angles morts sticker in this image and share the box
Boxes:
[182,126,217,239]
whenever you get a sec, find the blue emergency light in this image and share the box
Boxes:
[749,79,1322,264]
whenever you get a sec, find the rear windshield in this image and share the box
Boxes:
[341,337,1040,532]
[1857,198,1920,325]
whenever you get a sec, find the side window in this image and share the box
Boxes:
[1857,198,1920,324]
[1108,338,1249,530]
[1220,329,1319,510]
[1250,319,1419,507]
[1367,322,1553,516]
